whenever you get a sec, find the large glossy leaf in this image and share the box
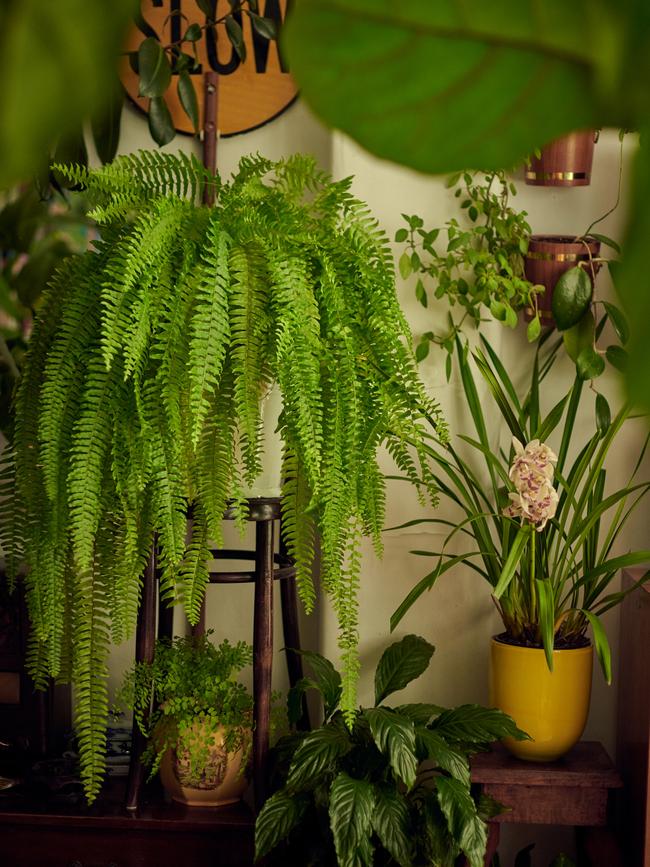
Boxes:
[371,785,411,867]
[286,724,352,791]
[329,772,376,867]
[0,0,133,189]
[365,707,418,790]
[255,790,309,860]
[435,776,487,867]
[431,704,529,744]
[138,37,171,98]
[283,2,611,175]
[552,267,593,332]
[374,634,434,704]
[416,727,471,786]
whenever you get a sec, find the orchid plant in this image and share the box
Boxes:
[391,332,650,679]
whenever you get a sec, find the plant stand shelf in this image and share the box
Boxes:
[467,741,623,866]
[0,778,254,867]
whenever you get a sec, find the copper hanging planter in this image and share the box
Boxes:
[524,235,601,325]
[525,131,598,187]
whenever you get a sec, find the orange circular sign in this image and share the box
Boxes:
[120,0,297,137]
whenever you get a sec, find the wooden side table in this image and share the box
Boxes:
[469,742,623,866]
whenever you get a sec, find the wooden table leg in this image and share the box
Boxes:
[253,519,274,811]
[575,826,624,866]
[125,546,157,811]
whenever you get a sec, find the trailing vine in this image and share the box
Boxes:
[7,150,445,800]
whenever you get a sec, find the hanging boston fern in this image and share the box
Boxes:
[8,151,445,800]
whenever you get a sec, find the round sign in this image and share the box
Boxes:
[119,0,297,137]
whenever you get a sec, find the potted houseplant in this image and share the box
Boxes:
[399,168,627,380]
[391,334,650,761]
[255,634,528,866]
[118,632,253,807]
[5,150,444,800]
[525,130,598,187]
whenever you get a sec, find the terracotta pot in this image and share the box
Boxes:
[524,235,601,325]
[525,130,597,187]
[159,723,250,807]
[489,638,593,762]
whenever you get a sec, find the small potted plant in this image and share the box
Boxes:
[399,165,627,381]
[255,634,527,866]
[118,632,253,806]
[391,335,650,761]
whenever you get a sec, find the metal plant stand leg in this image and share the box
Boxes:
[125,547,158,812]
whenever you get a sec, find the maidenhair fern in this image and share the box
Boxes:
[8,151,445,801]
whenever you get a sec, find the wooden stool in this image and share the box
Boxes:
[125,497,308,814]
[469,741,623,866]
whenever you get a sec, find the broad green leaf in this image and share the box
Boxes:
[283,3,600,176]
[138,37,172,98]
[416,727,470,786]
[250,13,277,40]
[255,790,309,859]
[295,649,343,715]
[552,267,593,332]
[432,704,529,744]
[148,97,175,147]
[183,23,202,41]
[415,340,430,362]
[178,69,199,132]
[526,315,541,342]
[371,785,411,867]
[286,724,352,791]
[576,346,605,381]
[399,250,412,279]
[606,344,628,372]
[365,707,418,790]
[582,609,612,683]
[374,634,434,704]
[226,15,247,62]
[435,776,487,867]
[0,0,133,189]
[603,301,629,344]
[562,310,595,363]
[393,702,444,725]
[329,772,376,867]
[595,393,611,437]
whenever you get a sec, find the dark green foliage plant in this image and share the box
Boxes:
[7,149,443,800]
[255,634,527,867]
[117,631,253,784]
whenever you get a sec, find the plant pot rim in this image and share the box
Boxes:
[528,234,600,246]
[491,635,592,655]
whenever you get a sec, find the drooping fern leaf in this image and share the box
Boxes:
[10,150,446,798]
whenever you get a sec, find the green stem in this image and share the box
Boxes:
[530,529,536,625]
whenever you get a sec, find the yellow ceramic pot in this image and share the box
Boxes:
[159,723,250,807]
[489,638,593,761]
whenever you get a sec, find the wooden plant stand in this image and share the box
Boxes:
[125,496,307,814]
[467,741,623,866]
